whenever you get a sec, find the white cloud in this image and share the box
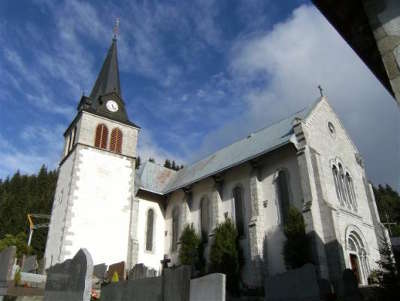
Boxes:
[196,4,400,189]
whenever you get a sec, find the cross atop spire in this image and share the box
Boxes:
[113,18,120,40]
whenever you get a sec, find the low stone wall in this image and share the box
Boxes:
[189,273,226,301]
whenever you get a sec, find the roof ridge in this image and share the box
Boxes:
[182,104,311,170]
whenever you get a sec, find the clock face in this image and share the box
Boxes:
[106,100,119,112]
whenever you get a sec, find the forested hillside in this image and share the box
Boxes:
[0,165,57,258]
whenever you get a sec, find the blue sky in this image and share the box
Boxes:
[0,0,399,189]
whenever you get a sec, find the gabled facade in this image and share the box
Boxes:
[45,36,385,291]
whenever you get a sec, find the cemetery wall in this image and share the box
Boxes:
[189,273,225,301]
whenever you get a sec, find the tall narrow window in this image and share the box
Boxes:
[95,124,108,149]
[332,165,343,206]
[110,128,123,154]
[233,186,245,237]
[200,197,211,241]
[338,164,350,209]
[146,209,154,251]
[277,170,290,224]
[171,207,180,251]
[346,173,357,211]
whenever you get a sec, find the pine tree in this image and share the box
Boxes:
[171,160,176,170]
[135,156,141,169]
[148,158,155,163]
[282,206,312,269]
[164,159,171,168]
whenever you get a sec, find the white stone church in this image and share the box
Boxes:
[44,38,387,288]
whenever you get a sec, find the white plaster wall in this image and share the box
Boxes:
[303,98,382,277]
[164,189,185,264]
[44,151,75,268]
[63,146,134,266]
[257,146,303,276]
[164,146,302,284]
[136,196,165,273]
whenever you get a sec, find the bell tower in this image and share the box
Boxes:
[44,36,140,268]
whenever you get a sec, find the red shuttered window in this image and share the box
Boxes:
[95,124,108,149]
[110,128,123,154]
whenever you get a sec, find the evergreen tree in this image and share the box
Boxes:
[0,166,57,258]
[282,206,312,269]
[135,156,141,169]
[171,160,176,170]
[210,218,240,294]
[178,224,201,268]
[164,159,171,169]
[148,158,155,163]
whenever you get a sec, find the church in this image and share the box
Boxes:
[44,37,386,288]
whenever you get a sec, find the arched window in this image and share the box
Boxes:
[94,124,108,149]
[200,197,211,241]
[277,170,290,224]
[345,173,357,211]
[110,128,123,154]
[332,165,344,206]
[338,164,350,209]
[233,186,245,237]
[145,209,154,251]
[171,206,180,252]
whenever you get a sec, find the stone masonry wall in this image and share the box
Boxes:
[363,0,400,105]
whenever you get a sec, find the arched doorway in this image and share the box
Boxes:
[346,229,369,285]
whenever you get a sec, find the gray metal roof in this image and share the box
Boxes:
[136,162,177,195]
[136,99,319,195]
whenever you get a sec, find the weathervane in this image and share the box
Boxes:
[318,85,324,97]
[113,18,120,40]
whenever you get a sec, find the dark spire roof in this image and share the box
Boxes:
[77,38,139,128]
[90,38,121,100]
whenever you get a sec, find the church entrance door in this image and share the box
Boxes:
[349,253,360,284]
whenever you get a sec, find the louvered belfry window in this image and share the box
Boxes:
[95,124,108,149]
[110,128,123,154]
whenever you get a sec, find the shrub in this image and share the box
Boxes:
[282,206,311,269]
[178,224,201,267]
[209,218,240,294]
[0,232,32,259]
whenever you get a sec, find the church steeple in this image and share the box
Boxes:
[90,38,121,101]
[78,37,138,128]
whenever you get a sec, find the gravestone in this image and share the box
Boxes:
[100,276,162,301]
[265,264,322,301]
[128,263,157,280]
[189,273,226,301]
[93,263,107,281]
[22,255,38,273]
[0,246,16,295]
[164,266,191,301]
[43,248,93,301]
[106,261,125,282]
[340,269,362,301]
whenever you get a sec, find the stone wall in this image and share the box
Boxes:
[363,0,400,105]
